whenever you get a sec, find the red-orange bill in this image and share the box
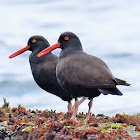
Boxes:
[9,45,30,59]
[38,42,61,57]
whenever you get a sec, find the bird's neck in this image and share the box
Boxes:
[29,48,52,64]
[60,44,83,59]
[32,45,51,55]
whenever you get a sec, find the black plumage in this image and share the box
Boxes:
[38,32,130,121]
[9,35,72,110]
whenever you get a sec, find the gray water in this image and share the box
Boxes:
[0,0,139,116]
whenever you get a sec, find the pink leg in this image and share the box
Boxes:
[67,100,72,113]
[70,98,79,122]
[78,97,87,106]
[71,97,87,111]
[85,99,93,121]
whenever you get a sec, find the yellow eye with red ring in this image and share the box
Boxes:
[31,39,37,43]
[64,36,69,41]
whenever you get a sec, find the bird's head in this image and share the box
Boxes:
[9,35,50,59]
[58,32,82,50]
[38,32,82,57]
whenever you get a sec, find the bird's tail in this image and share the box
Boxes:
[114,78,131,86]
[98,87,123,96]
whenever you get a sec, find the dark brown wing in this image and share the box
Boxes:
[58,51,116,88]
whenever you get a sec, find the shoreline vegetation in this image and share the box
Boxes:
[0,98,140,140]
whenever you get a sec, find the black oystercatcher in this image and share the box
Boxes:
[9,35,75,112]
[38,32,130,121]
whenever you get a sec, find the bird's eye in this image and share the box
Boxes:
[31,39,37,43]
[64,36,69,41]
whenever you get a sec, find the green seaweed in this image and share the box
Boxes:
[78,120,87,124]
[64,126,75,129]
[3,121,8,126]
[22,126,32,132]
[99,122,123,130]
[27,122,34,126]
[21,122,26,125]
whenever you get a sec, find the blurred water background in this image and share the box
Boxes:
[0,0,139,116]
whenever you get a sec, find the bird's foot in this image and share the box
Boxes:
[84,116,90,122]
[70,117,78,122]
[68,110,73,114]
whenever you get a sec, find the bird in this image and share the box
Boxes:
[38,32,130,121]
[9,35,74,112]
